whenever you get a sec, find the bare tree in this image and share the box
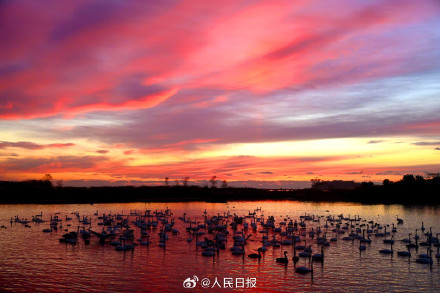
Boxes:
[210,176,217,188]
[183,177,189,187]
[310,178,322,189]
[426,172,440,179]
[56,180,63,188]
[42,174,53,182]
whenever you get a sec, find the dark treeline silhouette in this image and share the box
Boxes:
[0,174,439,204]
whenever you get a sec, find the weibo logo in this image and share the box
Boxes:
[183,275,199,288]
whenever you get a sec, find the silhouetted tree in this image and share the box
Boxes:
[41,174,53,188]
[402,174,416,184]
[431,175,440,184]
[42,174,53,182]
[165,177,169,187]
[310,178,322,189]
[361,181,374,188]
[415,175,425,183]
[183,177,189,187]
[221,180,227,188]
[383,179,392,186]
[426,172,440,179]
[210,176,217,188]
[56,180,63,188]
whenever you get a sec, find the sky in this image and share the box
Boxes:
[1,0,440,188]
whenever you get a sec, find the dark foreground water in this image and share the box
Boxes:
[1,201,439,292]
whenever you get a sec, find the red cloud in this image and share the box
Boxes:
[47,143,76,148]
[0,87,178,120]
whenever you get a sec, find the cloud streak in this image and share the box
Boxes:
[0,141,75,150]
[413,141,440,146]
[0,155,109,172]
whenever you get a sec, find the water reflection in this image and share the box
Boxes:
[0,200,439,292]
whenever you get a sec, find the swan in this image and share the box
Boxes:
[292,245,299,263]
[416,249,432,264]
[430,233,439,244]
[312,246,324,261]
[416,257,433,264]
[304,245,312,253]
[295,261,313,274]
[276,251,288,264]
[418,247,431,259]
[230,245,243,252]
[110,240,122,246]
[231,245,245,255]
[202,250,215,257]
[298,251,311,258]
[424,227,432,237]
[407,236,418,249]
[384,235,394,244]
[360,235,371,243]
[295,266,312,274]
[295,240,306,250]
[248,248,262,259]
[259,245,268,252]
[397,246,411,257]
[379,242,393,254]
[402,233,412,243]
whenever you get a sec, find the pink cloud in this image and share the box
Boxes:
[1,0,438,120]
[47,143,76,148]
[194,95,228,108]
[0,155,110,173]
[0,141,75,150]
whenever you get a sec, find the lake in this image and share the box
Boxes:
[1,200,439,292]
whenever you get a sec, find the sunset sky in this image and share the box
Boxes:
[1,0,439,188]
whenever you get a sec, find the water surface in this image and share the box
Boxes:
[1,201,439,292]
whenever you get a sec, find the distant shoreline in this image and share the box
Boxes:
[1,179,440,205]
